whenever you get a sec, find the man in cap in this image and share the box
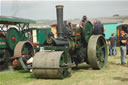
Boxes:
[80,15,88,28]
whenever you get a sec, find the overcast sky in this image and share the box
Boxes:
[0,0,128,20]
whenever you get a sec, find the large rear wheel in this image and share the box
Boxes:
[88,35,108,69]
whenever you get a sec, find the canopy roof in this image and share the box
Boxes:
[0,16,36,24]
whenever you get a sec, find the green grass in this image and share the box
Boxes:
[1,47,128,85]
[0,70,36,85]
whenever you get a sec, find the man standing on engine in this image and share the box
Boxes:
[93,20,105,36]
[80,15,88,29]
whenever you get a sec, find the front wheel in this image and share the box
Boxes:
[13,41,34,70]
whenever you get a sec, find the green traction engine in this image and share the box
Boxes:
[0,17,35,70]
[32,5,108,79]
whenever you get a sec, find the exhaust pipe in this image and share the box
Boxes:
[50,5,68,46]
[56,5,64,39]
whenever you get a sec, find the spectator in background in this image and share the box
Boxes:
[119,30,127,65]
[93,20,105,36]
[80,15,88,28]
[93,19,97,25]
[109,33,116,56]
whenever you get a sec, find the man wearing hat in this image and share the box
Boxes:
[80,16,88,28]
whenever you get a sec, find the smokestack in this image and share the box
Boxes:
[56,5,64,39]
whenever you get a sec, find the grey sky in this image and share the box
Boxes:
[0,0,128,20]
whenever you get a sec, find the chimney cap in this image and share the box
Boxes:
[56,5,64,8]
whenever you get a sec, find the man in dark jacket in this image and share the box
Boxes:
[119,30,127,65]
[94,20,105,36]
[109,33,116,56]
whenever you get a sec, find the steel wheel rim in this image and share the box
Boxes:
[88,35,108,69]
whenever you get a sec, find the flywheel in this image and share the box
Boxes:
[6,28,20,50]
[88,35,108,69]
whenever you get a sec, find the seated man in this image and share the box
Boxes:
[26,57,33,72]
[26,57,33,65]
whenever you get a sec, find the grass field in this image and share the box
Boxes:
[0,47,128,85]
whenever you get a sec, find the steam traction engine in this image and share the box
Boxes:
[0,16,36,70]
[32,5,108,79]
